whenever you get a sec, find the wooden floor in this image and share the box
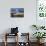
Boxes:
[0,42,46,46]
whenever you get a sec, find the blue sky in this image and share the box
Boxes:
[11,8,24,13]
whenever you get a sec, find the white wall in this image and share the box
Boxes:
[0,0,36,42]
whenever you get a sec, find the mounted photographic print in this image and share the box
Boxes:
[37,0,46,18]
[36,0,46,26]
[11,8,24,17]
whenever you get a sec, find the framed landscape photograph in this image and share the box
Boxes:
[10,8,24,17]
